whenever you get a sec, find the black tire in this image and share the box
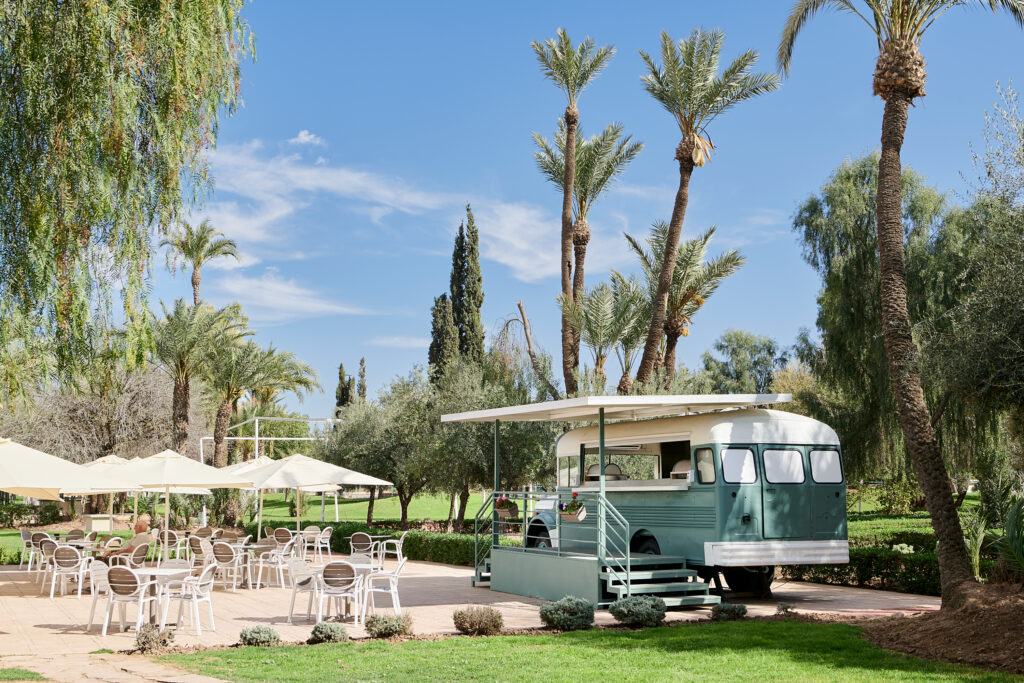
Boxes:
[526,525,551,549]
[633,536,661,555]
[721,566,774,598]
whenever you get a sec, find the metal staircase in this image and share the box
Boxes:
[602,555,719,607]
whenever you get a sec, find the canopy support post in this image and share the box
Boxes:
[256,489,264,540]
[492,419,500,550]
[598,406,606,562]
[334,492,339,523]
[320,491,326,523]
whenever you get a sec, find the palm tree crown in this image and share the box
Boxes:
[161,219,239,304]
[531,28,615,110]
[640,29,779,165]
[558,282,641,387]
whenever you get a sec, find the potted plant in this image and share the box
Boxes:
[559,492,587,522]
[494,496,518,519]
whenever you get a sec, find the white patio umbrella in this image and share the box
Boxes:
[121,449,252,535]
[0,438,127,501]
[241,453,391,536]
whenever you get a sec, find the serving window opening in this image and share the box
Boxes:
[556,440,694,488]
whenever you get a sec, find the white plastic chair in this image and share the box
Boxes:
[48,546,90,598]
[249,537,277,589]
[212,541,250,591]
[380,531,409,564]
[109,543,150,570]
[18,531,32,569]
[301,526,320,560]
[101,567,159,636]
[286,557,321,624]
[161,564,217,636]
[27,532,50,575]
[158,530,186,565]
[154,559,194,599]
[317,561,363,625]
[314,526,334,564]
[36,539,58,590]
[257,538,295,589]
[84,560,110,632]
[363,556,407,621]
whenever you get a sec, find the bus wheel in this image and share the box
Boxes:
[526,526,551,549]
[721,567,774,598]
[633,536,661,555]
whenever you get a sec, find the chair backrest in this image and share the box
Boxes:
[20,530,32,542]
[211,528,224,539]
[394,530,409,550]
[188,535,204,553]
[90,560,109,592]
[199,538,215,559]
[54,546,82,568]
[273,528,292,545]
[212,542,235,565]
[302,527,319,542]
[40,539,58,558]
[194,527,213,539]
[393,555,408,577]
[252,537,276,559]
[318,527,333,544]
[107,567,141,596]
[350,532,373,553]
[321,561,358,590]
[263,526,274,539]
[160,530,179,545]
[130,543,150,566]
[238,534,253,547]
[85,531,98,542]
[348,553,372,566]
[104,536,123,549]
[194,563,217,594]
[287,557,313,581]
[30,532,49,547]
[66,529,85,541]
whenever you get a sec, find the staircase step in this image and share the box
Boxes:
[603,568,698,582]
[606,554,689,567]
[610,581,712,597]
[661,594,721,607]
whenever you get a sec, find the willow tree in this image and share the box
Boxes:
[778,0,1024,603]
[531,29,614,395]
[634,29,778,386]
[533,121,643,300]
[161,220,239,305]
[0,1,251,367]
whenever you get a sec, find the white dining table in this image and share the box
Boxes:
[134,567,193,623]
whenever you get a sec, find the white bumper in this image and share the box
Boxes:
[704,540,849,566]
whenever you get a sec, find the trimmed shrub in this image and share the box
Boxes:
[365,614,413,639]
[776,602,796,616]
[0,504,31,528]
[38,502,62,526]
[308,621,348,644]
[710,603,747,622]
[539,596,595,631]
[239,626,280,647]
[609,595,666,628]
[135,624,174,652]
[452,605,504,635]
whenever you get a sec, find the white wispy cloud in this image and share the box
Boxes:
[612,183,676,201]
[367,336,430,348]
[289,130,325,146]
[210,268,373,324]
[207,250,262,271]
[715,208,793,249]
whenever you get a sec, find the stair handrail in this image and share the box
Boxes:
[597,494,631,597]
[473,490,495,579]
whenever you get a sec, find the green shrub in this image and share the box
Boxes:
[891,543,914,554]
[0,547,22,566]
[0,504,31,528]
[307,622,348,644]
[452,605,503,635]
[238,626,280,647]
[539,596,594,631]
[609,595,666,628]
[710,603,747,621]
[38,502,63,526]
[960,510,988,579]
[776,602,796,616]
[997,497,1024,579]
[878,479,916,515]
[135,624,174,652]
[365,614,413,639]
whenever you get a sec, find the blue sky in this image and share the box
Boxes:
[151,1,1024,419]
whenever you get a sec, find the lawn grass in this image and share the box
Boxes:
[0,668,44,681]
[163,620,1012,682]
[256,491,464,525]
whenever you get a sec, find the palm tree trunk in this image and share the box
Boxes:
[663,331,681,386]
[877,93,973,602]
[171,376,190,453]
[560,106,580,396]
[191,267,201,306]
[571,217,590,301]
[212,399,232,468]
[636,140,695,386]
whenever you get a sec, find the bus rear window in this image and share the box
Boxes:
[810,450,844,483]
[722,448,756,484]
[763,449,805,484]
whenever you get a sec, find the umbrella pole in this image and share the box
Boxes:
[164,487,170,553]
[334,493,339,523]
[320,492,325,523]
[133,492,138,525]
[257,489,264,540]
[295,487,301,534]
[108,494,114,532]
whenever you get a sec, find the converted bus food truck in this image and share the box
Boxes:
[442,394,849,606]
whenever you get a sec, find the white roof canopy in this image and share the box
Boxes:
[121,449,253,490]
[440,394,792,424]
[241,453,392,490]
[0,438,119,500]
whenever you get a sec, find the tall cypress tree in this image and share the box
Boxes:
[428,293,459,382]
[357,357,367,400]
[334,363,352,415]
[449,204,485,363]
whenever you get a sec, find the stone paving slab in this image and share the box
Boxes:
[0,562,939,682]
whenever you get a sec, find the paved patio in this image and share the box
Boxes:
[0,561,939,681]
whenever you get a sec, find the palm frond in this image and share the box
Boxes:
[531,28,614,105]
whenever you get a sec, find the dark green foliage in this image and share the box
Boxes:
[449,204,485,364]
[452,605,504,635]
[0,504,30,528]
[365,614,413,639]
[428,294,459,382]
[710,603,748,621]
[239,626,280,647]
[38,503,62,526]
[997,498,1024,579]
[608,595,666,627]
[335,363,352,410]
[307,622,348,644]
[357,358,367,400]
[539,596,595,631]
[701,329,786,393]
[878,479,918,515]
[135,624,174,653]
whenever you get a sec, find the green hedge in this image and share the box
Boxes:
[782,547,997,596]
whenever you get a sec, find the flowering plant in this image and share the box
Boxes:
[494,496,517,510]
[559,491,584,514]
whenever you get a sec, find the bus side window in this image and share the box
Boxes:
[695,448,716,484]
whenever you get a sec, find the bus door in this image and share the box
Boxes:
[760,446,810,539]
[718,446,762,541]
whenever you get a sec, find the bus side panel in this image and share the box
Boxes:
[612,488,717,565]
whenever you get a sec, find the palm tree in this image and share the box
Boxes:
[151,300,243,454]
[248,348,319,457]
[205,341,273,468]
[778,0,1024,603]
[558,282,641,391]
[634,29,778,386]
[533,121,644,301]
[608,273,647,394]
[161,219,239,305]
[627,224,745,385]
[531,28,615,396]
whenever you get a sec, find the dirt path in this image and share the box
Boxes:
[0,652,222,683]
